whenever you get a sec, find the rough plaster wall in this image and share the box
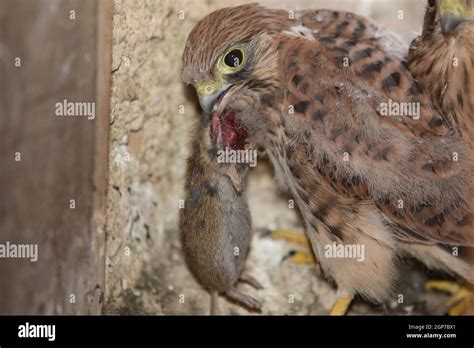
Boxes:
[106,0,448,315]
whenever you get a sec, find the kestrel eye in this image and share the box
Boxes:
[224,49,244,68]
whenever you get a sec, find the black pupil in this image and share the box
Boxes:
[224,49,243,68]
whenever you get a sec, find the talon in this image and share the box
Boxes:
[267,229,310,247]
[265,229,317,267]
[425,280,460,294]
[425,280,473,315]
[281,250,317,268]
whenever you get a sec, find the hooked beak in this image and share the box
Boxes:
[197,83,230,114]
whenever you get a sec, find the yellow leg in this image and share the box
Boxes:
[425,280,461,293]
[269,229,354,314]
[425,280,473,315]
[282,250,317,268]
[269,229,311,247]
[329,293,354,316]
[267,229,317,267]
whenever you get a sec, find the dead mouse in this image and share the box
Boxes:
[180,117,262,314]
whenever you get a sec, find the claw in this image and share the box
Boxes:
[265,229,317,267]
[225,288,262,311]
[281,250,317,268]
[425,280,473,315]
[425,280,460,293]
[267,229,311,247]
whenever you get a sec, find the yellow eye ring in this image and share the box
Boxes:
[217,47,247,74]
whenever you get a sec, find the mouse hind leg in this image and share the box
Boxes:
[225,287,262,312]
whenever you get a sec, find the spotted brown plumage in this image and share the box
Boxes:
[182,3,474,307]
[408,0,474,137]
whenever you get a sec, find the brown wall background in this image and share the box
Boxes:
[0,0,111,314]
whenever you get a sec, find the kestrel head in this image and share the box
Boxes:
[182,4,290,149]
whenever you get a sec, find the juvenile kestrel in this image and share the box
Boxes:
[181,3,474,314]
[409,0,474,138]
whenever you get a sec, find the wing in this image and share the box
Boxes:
[298,9,407,60]
[274,27,474,247]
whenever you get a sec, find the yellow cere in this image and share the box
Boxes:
[196,78,223,96]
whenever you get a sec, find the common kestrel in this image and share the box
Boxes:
[181,2,474,314]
